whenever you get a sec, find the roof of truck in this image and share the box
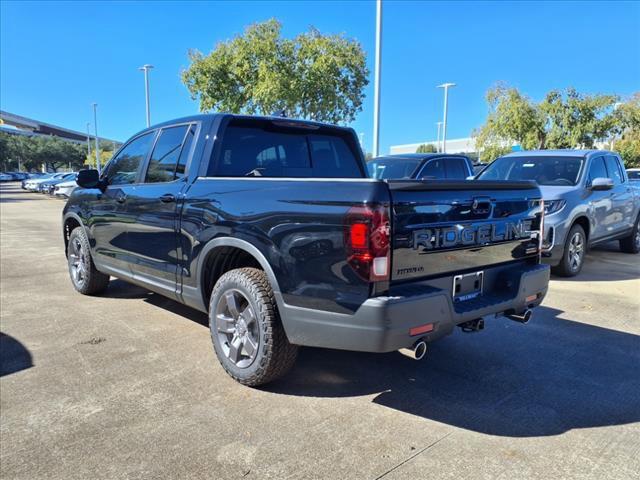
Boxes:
[372,153,469,161]
[143,113,354,134]
[500,149,614,158]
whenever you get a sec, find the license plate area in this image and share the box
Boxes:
[452,271,484,302]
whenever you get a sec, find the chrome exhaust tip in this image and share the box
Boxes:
[506,308,533,324]
[399,339,428,360]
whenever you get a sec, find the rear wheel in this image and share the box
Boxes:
[209,268,298,386]
[553,224,586,277]
[619,215,640,254]
[67,227,110,295]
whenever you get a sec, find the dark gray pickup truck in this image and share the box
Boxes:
[63,114,549,386]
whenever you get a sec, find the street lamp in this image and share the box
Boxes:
[139,64,154,127]
[436,121,443,153]
[86,122,91,159]
[372,0,382,157]
[437,83,456,153]
[92,103,101,175]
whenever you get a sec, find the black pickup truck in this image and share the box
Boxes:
[63,114,549,386]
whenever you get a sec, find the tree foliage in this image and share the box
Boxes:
[475,84,620,161]
[181,19,369,124]
[0,132,88,172]
[416,143,437,153]
[613,93,640,168]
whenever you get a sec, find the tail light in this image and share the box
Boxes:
[345,204,390,281]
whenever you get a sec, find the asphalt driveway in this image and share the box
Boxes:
[1,183,639,479]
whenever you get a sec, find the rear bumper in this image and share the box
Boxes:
[281,263,550,352]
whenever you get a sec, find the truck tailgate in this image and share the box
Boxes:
[388,180,543,282]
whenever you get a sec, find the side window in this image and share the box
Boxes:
[105,132,155,186]
[176,124,196,179]
[419,159,446,179]
[445,158,468,179]
[588,157,607,184]
[145,125,189,183]
[605,155,624,185]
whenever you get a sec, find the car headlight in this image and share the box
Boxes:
[544,199,566,215]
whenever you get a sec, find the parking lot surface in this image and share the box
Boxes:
[1,183,639,480]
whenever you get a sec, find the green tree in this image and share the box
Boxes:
[0,132,87,172]
[416,143,437,153]
[474,84,620,161]
[474,84,545,161]
[540,88,617,149]
[613,93,640,168]
[182,19,369,124]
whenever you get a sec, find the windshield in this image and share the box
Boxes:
[367,158,422,179]
[478,156,584,186]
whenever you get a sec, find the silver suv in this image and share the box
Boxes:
[477,150,640,276]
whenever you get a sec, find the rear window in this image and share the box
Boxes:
[367,158,422,179]
[209,123,363,178]
[478,155,583,186]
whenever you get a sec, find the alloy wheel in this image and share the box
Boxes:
[568,232,584,272]
[215,289,260,369]
[68,238,86,287]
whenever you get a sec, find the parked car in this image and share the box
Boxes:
[0,173,14,182]
[40,173,76,194]
[627,168,640,182]
[477,150,640,276]
[367,153,474,180]
[53,178,78,198]
[24,173,65,191]
[23,173,57,191]
[63,114,549,386]
[21,173,46,189]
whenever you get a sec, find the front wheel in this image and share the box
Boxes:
[67,227,110,295]
[619,215,640,254]
[209,268,298,386]
[552,224,586,277]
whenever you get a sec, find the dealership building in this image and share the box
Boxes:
[389,137,477,155]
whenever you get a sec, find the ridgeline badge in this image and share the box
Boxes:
[413,220,533,251]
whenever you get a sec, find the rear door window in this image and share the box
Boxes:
[145,125,190,183]
[605,155,624,184]
[445,158,468,179]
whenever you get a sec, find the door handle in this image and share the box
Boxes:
[160,193,176,203]
[116,193,127,204]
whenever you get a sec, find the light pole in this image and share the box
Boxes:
[436,121,443,153]
[437,83,456,153]
[92,103,101,175]
[86,122,92,159]
[372,0,382,157]
[139,64,154,127]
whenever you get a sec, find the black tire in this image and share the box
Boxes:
[208,268,298,387]
[552,224,586,277]
[67,227,110,295]
[619,215,640,254]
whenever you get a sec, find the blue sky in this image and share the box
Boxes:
[1,0,639,153]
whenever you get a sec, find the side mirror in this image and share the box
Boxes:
[590,177,614,191]
[76,169,101,189]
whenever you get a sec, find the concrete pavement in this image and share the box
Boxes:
[1,183,639,479]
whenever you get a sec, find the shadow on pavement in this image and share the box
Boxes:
[264,306,640,438]
[0,332,33,376]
